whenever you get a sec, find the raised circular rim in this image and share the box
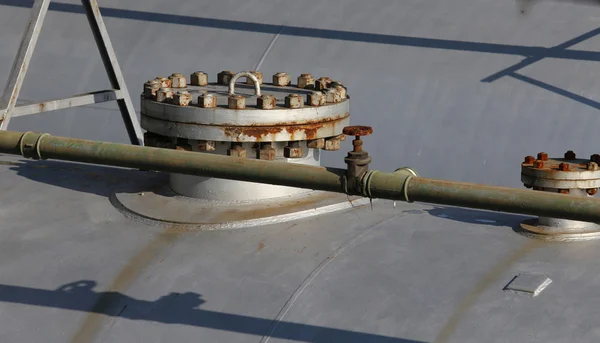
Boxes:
[140,113,350,142]
[518,218,600,242]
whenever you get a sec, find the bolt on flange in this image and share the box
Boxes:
[520,150,600,241]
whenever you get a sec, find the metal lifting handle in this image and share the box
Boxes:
[228,71,261,97]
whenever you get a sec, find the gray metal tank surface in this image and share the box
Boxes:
[2,0,600,342]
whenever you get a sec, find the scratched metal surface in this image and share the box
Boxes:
[1,0,600,342]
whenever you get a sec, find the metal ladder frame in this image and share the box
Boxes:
[0,0,144,146]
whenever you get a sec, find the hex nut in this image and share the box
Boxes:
[190,71,208,86]
[169,73,187,88]
[173,91,192,106]
[246,71,263,85]
[533,160,544,169]
[197,140,216,151]
[564,150,576,160]
[297,73,315,89]
[156,76,171,88]
[284,145,303,158]
[218,70,234,85]
[228,95,246,109]
[257,95,277,109]
[156,88,174,102]
[285,94,303,108]
[325,88,342,103]
[588,188,599,196]
[144,79,161,98]
[273,72,290,86]
[144,132,175,149]
[537,152,549,161]
[198,93,218,108]
[332,85,347,99]
[227,144,246,158]
[324,137,341,151]
[523,156,535,164]
[307,138,325,149]
[592,154,600,164]
[175,138,192,151]
[257,143,276,160]
[307,91,326,106]
[315,77,332,91]
[588,162,599,171]
[558,163,570,171]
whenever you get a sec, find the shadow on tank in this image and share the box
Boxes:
[424,206,531,228]
[3,158,164,197]
[0,280,426,343]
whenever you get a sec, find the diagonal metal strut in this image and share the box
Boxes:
[0,0,143,146]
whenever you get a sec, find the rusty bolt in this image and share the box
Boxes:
[588,188,599,196]
[246,71,263,85]
[558,163,570,171]
[324,137,341,151]
[144,79,161,98]
[307,91,326,106]
[558,189,570,194]
[588,162,599,171]
[173,91,192,106]
[325,88,342,103]
[537,152,549,161]
[190,71,208,86]
[175,138,192,151]
[273,72,290,86]
[284,141,303,158]
[257,95,277,109]
[285,94,304,108]
[315,77,333,91]
[156,88,174,102]
[533,160,544,169]
[297,73,315,89]
[228,95,246,109]
[197,140,216,151]
[169,73,187,88]
[307,138,325,149]
[144,132,175,149]
[523,156,535,164]
[227,143,246,158]
[218,70,234,85]
[564,150,576,160]
[257,143,276,160]
[333,85,347,99]
[155,76,171,88]
[198,93,218,108]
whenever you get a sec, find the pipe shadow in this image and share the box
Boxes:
[3,0,600,62]
[1,158,164,197]
[0,280,426,343]
[424,206,531,227]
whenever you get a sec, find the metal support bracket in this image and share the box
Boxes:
[0,0,144,146]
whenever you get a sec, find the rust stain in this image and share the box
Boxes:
[221,120,339,141]
[210,192,335,224]
[258,240,265,252]
[433,239,544,343]
[70,228,181,343]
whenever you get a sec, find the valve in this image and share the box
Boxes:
[343,126,373,192]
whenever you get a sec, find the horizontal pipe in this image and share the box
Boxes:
[1,130,600,223]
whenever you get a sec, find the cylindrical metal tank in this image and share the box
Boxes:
[3,1,600,342]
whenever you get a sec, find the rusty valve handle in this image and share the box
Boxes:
[343,126,373,153]
[228,71,261,96]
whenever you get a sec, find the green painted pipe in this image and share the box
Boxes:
[1,130,600,223]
